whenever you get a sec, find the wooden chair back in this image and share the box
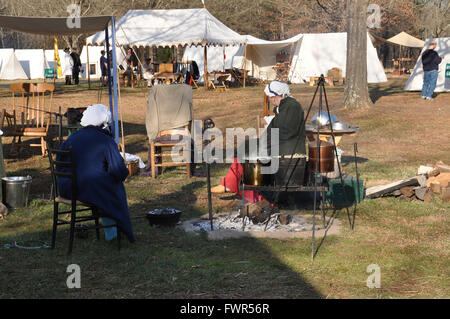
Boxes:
[29,83,55,129]
[0,109,17,133]
[10,83,32,121]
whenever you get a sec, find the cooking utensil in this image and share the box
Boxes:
[331,121,349,130]
[242,157,273,186]
[146,208,182,226]
[308,141,335,173]
[311,111,339,128]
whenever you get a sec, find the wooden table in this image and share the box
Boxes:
[305,124,359,146]
[207,72,232,90]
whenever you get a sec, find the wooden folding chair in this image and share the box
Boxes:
[149,124,192,178]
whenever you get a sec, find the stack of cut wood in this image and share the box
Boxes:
[365,161,450,203]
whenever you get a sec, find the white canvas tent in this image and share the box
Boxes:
[404,37,450,93]
[0,49,28,80]
[183,34,302,81]
[87,8,246,87]
[15,49,46,79]
[183,32,387,84]
[87,8,246,48]
[289,32,387,84]
[0,48,14,72]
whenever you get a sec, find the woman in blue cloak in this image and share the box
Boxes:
[57,104,136,242]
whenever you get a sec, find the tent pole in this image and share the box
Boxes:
[86,39,91,89]
[111,16,120,144]
[243,44,247,88]
[43,38,46,83]
[105,24,113,116]
[204,45,208,89]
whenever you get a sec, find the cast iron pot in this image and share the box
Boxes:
[146,208,182,227]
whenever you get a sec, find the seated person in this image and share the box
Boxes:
[142,58,154,87]
[210,81,306,202]
[57,104,136,243]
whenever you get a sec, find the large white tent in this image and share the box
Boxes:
[289,32,387,84]
[404,37,450,93]
[183,34,301,81]
[15,49,46,79]
[87,8,246,87]
[87,8,246,48]
[184,32,387,84]
[0,49,28,80]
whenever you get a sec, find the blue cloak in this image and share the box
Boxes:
[57,125,136,242]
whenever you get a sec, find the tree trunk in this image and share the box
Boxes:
[344,0,373,109]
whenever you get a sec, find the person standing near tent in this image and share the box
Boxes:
[421,40,444,100]
[63,48,73,85]
[70,48,82,85]
[57,104,136,243]
[100,50,108,86]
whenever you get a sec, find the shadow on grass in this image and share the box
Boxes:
[0,183,324,298]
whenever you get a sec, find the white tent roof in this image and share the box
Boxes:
[0,48,14,71]
[387,32,425,48]
[0,50,28,80]
[87,8,246,47]
[289,32,387,84]
[404,37,450,92]
[15,49,45,79]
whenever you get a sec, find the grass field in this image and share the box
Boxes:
[0,77,449,299]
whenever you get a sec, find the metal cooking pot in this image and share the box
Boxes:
[308,141,335,173]
[311,111,339,128]
[331,121,349,131]
[242,157,273,186]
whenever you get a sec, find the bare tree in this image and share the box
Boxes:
[344,0,373,109]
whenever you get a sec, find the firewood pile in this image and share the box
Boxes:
[366,161,450,203]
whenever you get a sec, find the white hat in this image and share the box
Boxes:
[80,104,112,129]
[264,81,290,98]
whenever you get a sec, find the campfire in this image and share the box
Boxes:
[179,200,320,235]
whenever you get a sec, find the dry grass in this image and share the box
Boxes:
[0,77,449,299]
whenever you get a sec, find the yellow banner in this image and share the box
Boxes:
[53,37,62,78]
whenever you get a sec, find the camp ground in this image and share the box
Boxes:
[0,2,448,304]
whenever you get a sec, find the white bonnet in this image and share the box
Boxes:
[80,104,112,129]
[264,81,290,98]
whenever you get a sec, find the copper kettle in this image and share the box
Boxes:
[308,140,335,173]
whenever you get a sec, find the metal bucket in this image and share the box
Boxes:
[2,176,32,209]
